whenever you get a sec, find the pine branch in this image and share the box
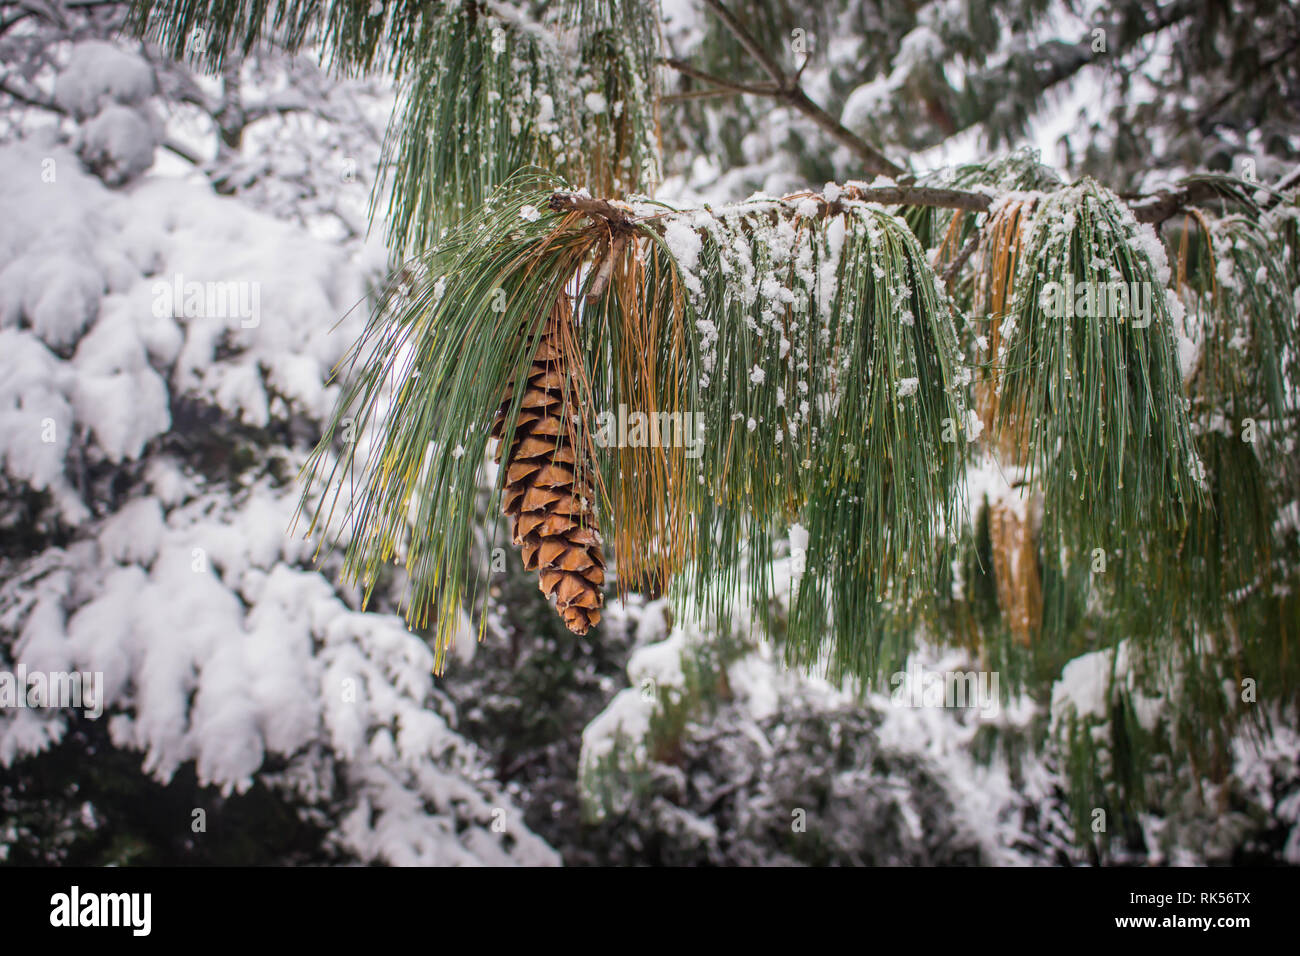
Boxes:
[162,138,201,164]
[994,180,1203,554]
[549,191,637,227]
[867,0,1200,157]
[678,0,1200,187]
[1261,165,1300,211]
[661,86,756,103]
[306,164,1299,699]
[940,229,982,286]
[696,0,786,87]
[551,184,990,232]
[0,77,63,113]
[688,0,905,179]
[831,183,990,213]
[552,177,1248,233]
[1127,180,1228,225]
[660,57,781,98]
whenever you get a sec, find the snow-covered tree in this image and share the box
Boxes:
[0,0,557,865]
[270,0,1297,861]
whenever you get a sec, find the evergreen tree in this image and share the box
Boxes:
[0,0,558,866]
[131,0,1300,855]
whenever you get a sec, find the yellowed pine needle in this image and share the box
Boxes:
[608,233,691,593]
[932,211,970,275]
[989,499,1042,646]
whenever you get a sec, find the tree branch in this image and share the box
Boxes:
[941,230,982,286]
[549,192,638,226]
[780,86,905,179]
[162,138,202,165]
[688,0,906,179]
[1261,166,1300,212]
[900,0,1198,154]
[662,86,760,103]
[0,77,64,114]
[552,175,1249,241]
[680,0,1200,179]
[697,0,786,87]
[661,57,781,98]
[832,183,990,213]
[1127,181,1225,225]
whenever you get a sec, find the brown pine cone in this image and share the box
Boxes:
[491,294,605,633]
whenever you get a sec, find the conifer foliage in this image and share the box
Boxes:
[128,0,1300,840]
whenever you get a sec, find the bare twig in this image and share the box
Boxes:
[1127,181,1226,225]
[162,138,202,165]
[697,0,787,87]
[1261,166,1300,212]
[662,86,760,103]
[661,58,781,98]
[783,86,906,179]
[687,0,906,179]
[941,230,982,286]
[0,77,63,114]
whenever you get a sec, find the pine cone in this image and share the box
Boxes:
[491,294,606,633]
